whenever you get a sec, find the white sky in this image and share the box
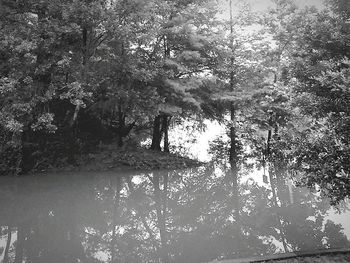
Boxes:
[217,0,325,17]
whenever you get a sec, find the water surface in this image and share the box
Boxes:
[0,166,349,263]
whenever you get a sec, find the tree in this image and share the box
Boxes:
[261,0,350,205]
[144,0,223,152]
[0,0,113,172]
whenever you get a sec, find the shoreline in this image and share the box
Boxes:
[23,145,205,175]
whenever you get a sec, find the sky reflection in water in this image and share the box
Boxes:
[0,165,349,263]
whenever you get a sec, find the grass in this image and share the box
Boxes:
[44,142,205,173]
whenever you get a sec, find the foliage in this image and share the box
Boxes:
[0,0,223,174]
[233,0,350,205]
[1,0,350,207]
[271,0,350,205]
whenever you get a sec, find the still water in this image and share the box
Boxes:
[0,165,349,263]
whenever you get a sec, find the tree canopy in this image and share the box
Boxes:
[0,0,349,205]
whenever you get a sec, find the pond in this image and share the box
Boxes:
[0,165,349,263]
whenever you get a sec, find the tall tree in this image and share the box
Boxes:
[260,0,350,205]
[148,0,222,152]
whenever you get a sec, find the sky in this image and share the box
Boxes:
[217,0,325,16]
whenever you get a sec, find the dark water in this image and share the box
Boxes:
[0,166,349,263]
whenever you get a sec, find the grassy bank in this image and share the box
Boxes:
[34,142,204,174]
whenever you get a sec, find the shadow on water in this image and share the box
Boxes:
[0,165,349,263]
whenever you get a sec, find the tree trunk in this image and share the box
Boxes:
[266,124,289,253]
[117,104,125,148]
[269,164,289,252]
[15,224,26,263]
[27,221,39,263]
[229,104,237,168]
[151,115,162,151]
[70,104,80,127]
[153,173,169,263]
[66,201,86,263]
[267,129,272,156]
[70,27,88,127]
[82,27,88,65]
[162,173,168,223]
[161,115,170,153]
[3,226,12,263]
[111,176,121,263]
[161,33,171,153]
[70,26,89,128]
[228,0,237,173]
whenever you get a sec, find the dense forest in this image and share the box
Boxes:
[0,0,349,204]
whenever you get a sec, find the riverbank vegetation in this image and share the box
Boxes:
[1,0,349,204]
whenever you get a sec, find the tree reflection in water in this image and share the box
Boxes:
[0,167,349,263]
